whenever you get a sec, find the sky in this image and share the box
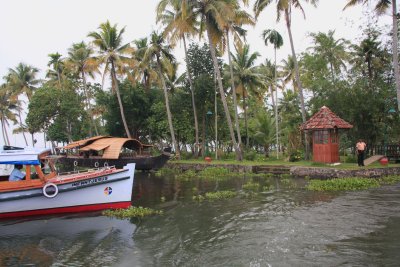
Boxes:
[0,0,393,147]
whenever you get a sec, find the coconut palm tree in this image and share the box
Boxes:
[188,0,242,160]
[262,29,283,158]
[47,52,65,86]
[344,0,400,111]
[66,41,99,136]
[309,30,349,83]
[254,0,318,159]
[224,6,255,157]
[0,84,18,145]
[131,38,158,89]
[142,31,180,158]
[88,21,132,138]
[5,63,40,145]
[229,44,263,147]
[156,0,201,157]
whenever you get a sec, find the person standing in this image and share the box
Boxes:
[356,139,367,167]
[9,164,25,181]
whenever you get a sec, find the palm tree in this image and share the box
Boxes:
[47,52,64,86]
[344,0,400,111]
[88,21,132,138]
[66,41,99,136]
[262,29,283,158]
[156,0,201,157]
[131,38,158,89]
[254,111,275,157]
[142,31,180,158]
[189,0,242,160]
[254,0,318,159]
[230,44,263,147]
[224,5,255,158]
[0,84,18,145]
[309,30,349,83]
[281,55,297,90]
[6,63,40,146]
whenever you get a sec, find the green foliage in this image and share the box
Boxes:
[244,150,257,161]
[155,167,181,177]
[205,190,237,200]
[197,167,234,180]
[378,175,400,185]
[102,206,163,218]
[242,181,260,191]
[176,169,197,181]
[306,177,380,191]
[193,190,237,202]
[289,150,303,162]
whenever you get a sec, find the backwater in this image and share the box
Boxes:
[1,172,400,266]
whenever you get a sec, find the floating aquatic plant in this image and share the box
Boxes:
[306,177,380,191]
[103,206,163,219]
[193,190,237,202]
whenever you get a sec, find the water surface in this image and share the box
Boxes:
[1,173,400,266]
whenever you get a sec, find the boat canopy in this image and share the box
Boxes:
[0,147,51,165]
[61,136,151,159]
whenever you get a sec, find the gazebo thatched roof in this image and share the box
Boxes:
[300,106,353,130]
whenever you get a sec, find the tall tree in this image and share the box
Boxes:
[66,41,99,136]
[88,21,132,138]
[142,31,180,158]
[229,44,263,147]
[262,29,283,158]
[47,52,64,86]
[254,0,318,159]
[156,0,201,157]
[6,63,40,146]
[189,0,242,160]
[309,30,349,83]
[224,4,255,158]
[0,84,18,145]
[344,0,400,112]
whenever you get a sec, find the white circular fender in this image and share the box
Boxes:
[73,160,78,167]
[94,162,99,168]
[43,183,59,198]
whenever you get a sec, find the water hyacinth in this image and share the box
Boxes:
[193,190,237,201]
[306,177,380,191]
[102,206,163,219]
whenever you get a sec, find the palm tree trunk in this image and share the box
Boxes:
[392,0,400,111]
[17,110,28,146]
[274,48,280,159]
[214,83,218,160]
[156,57,180,159]
[226,29,243,150]
[183,35,199,157]
[1,118,10,146]
[110,61,132,138]
[285,8,310,160]
[82,71,99,136]
[243,90,249,147]
[206,25,242,161]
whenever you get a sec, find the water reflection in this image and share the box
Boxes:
[1,172,400,266]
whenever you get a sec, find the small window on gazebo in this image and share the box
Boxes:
[314,130,329,144]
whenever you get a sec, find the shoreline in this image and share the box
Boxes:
[165,162,400,179]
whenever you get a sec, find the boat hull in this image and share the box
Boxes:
[58,154,170,171]
[0,163,135,219]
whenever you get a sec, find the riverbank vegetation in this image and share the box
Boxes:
[1,1,399,163]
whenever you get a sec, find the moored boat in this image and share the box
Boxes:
[0,146,135,219]
[57,136,171,171]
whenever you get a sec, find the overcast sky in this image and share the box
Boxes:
[0,0,392,147]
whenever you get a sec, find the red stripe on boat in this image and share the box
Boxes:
[0,202,131,219]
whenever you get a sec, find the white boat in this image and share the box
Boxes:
[0,146,135,219]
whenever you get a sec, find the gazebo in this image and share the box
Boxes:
[301,106,353,163]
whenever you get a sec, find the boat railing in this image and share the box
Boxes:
[57,165,116,176]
